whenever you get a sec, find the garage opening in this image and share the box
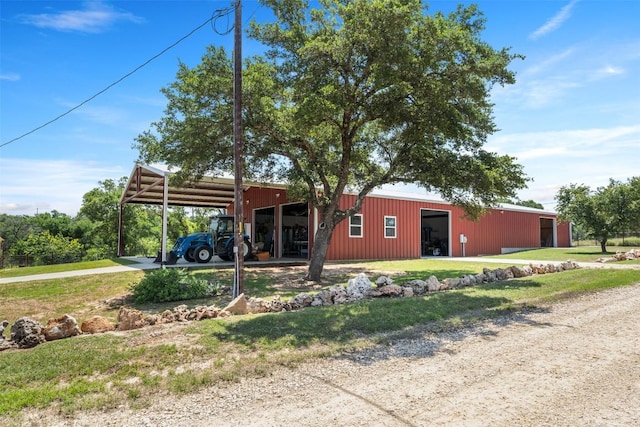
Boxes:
[281,202,309,258]
[540,218,556,247]
[254,207,275,256]
[421,209,450,256]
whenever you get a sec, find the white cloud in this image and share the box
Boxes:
[489,125,640,208]
[524,48,577,76]
[530,0,580,40]
[17,1,144,34]
[589,65,625,81]
[0,158,128,215]
[0,73,21,81]
[496,41,637,109]
[490,125,640,157]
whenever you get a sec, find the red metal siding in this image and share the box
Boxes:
[239,188,571,261]
[557,221,571,247]
[326,195,422,260]
[451,209,545,257]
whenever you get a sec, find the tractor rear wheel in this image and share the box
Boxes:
[194,245,213,263]
[242,239,252,261]
[226,240,252,261]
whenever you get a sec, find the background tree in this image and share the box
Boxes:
[626,177,640,238]
[10,231,83,265]
[514,199,544,210]
[135,0,528,281]
[495,198,544,210]
[570,222,588,246]
[30,210,74,238]
[555,178,640,252]
[79,178,127,257]
[0,214,33,257]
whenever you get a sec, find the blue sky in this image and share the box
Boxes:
[1,0,638,216]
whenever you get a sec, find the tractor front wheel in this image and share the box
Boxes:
[194,245,213,263]
[184,247,196,262]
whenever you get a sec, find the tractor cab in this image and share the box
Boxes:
[210,215,234,239]
[210,215,252,261]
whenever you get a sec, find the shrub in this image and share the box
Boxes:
[83,246,111,261]
[614,238,640,247]
[130,268,220,303]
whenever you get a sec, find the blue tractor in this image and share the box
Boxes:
[166,215,253,264]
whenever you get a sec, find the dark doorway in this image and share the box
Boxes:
[540,218,555,247]
[281,202,309,258]
[421,209,450,256]
[254,207,275,256]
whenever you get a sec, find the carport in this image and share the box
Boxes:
[118,164,239,262]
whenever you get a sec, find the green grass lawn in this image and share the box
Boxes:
[0,258,139,279]
[1,257,639,419]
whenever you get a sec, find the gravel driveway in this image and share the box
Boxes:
[21,281,640,427]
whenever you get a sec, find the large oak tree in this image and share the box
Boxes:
[135,0,528,281]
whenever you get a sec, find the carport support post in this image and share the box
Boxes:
[161,171,169,267]
[233,0,244,296]
[117,204,124,257]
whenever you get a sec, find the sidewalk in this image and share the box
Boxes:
[0,258,160,284]
[0,256,307,284]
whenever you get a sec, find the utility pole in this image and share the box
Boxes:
[233,0,244,296]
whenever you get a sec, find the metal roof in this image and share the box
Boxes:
[121,164,236,208]
[120,164,288,208]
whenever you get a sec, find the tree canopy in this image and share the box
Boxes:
[135,0,528,281]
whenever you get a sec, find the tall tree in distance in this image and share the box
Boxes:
[136,0,528,281]
[79,178,128,257]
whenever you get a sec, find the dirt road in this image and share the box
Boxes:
[23,283,640,426]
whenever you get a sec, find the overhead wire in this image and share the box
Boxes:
[0,7,235,149]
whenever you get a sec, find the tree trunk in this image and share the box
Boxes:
[305,222,336,282]
[600,239,608,253]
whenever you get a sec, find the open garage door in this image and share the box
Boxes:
[254,207,275,256]
[421,209,450,256]
[540,218,556,247]
[281,202,309,259]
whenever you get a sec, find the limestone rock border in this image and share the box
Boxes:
[596,248,640,263]
[0,261,579,351]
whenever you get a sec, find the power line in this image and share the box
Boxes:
[0,8,234,149]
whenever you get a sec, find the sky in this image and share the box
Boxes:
[1,0,639,216]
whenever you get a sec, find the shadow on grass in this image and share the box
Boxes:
[395,268,484,283]
[200,288,554,364]
[112,257,141,266]
[567,251,612,256]
[479,278,542,291]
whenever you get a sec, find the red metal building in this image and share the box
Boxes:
[236,187,571,261]
[119,165,570,261]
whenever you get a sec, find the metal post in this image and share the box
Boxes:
[161,172,169,267]
[233,0,244,296]
[117,203,124,257]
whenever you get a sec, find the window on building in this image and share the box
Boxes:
[384,216,397,238]
[349,214,363,237]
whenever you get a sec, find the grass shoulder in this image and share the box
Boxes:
[1,258,639,419]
